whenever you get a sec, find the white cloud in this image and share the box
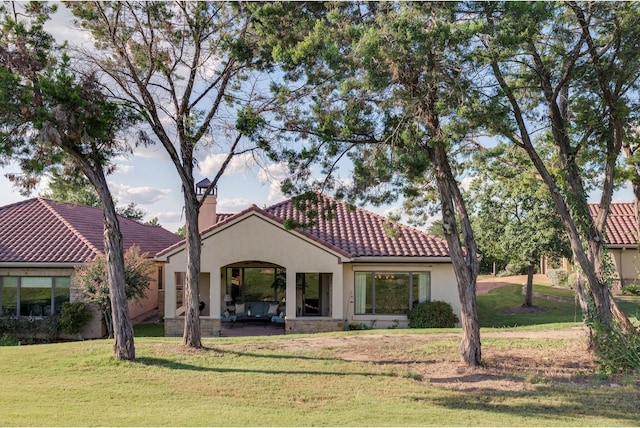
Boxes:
[109,182,171,205]
[217,197,251,212]
[256,162,289,202]
[199,152,258,177]
[114,164,134,174]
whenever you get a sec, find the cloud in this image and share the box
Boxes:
[114,164,134,174]
[217,197,251,212]
[199,152,258,177]
[256,162,289,202]
[109,182,171,205]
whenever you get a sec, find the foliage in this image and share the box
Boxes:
[0,2,139,359]
[408,301,459,329]
[58,302,92,337]
[252,0,483,366]
[547,269,569,287]
[0,334,21,346]
[0,316,59,343]
[622,285,640,296]
[74,246,153,337]
[591,322,640,375]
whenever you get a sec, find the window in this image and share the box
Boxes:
[354,271,430,315]
[226,267,286,302]
[0,276,70,317]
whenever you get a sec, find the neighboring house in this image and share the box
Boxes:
[591,202,640,289]
[0,198,182,338]
[541,202,640,289]
[157,186,457,336]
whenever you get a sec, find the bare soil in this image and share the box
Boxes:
[262,326,598,392]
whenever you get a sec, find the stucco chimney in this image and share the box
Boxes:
[196,178,217,231]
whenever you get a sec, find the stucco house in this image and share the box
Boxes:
[0,198,182,338]
[592,202,640,289]
[157,186,458,336]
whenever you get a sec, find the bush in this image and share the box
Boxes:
[547,268,568,286]
[408,301,459,328]
[59,302,93,337]
[0,317,59,343]
[0,334,21,346]
[592,323,640,375]
[622,284,640,296]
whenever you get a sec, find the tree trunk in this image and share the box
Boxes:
[83,164,135,360]
[182,188,202,348]
[429,144,482,367]
[524,262,534,307]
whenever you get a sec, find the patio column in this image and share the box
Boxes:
[285,267,296,319]
[165,269,176,318]
[210,267,221,318]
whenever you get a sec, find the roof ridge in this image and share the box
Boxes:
[38,198,102,257]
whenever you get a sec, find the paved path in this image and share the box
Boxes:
[476,274,550,294]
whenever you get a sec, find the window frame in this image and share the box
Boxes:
[0,276,71,318]
[354,271,430,315]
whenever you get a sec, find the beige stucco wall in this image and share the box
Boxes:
[163,214,345,330]
[608,248,640,288]
[342,262,459,328]
[161,212,459,335]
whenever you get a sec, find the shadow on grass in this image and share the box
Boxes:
[427,385,640,425]
[135,354,394,378]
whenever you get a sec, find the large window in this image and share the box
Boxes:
[0,276,70,317]
[354,271,430,315]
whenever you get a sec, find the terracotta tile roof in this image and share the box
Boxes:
[168,194,449,259]
[590,202,638,247]
[0,198,181,263]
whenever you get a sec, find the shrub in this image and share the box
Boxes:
[59,302,93,337]
[592,323,640,375]
[547,268,568,286]
[622,284,640,296]
[408,301,459,328]
[0,334,20,346]
[0,317,59,343]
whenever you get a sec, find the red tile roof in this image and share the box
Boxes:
[590,202,638,247]
[163,193,449,259]
[0,198,182,263]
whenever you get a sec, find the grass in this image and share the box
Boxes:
[477,283,640,328]
[0,331,639,426]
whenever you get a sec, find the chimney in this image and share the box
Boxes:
[196,178,217,231]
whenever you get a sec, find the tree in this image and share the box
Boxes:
[67,1,275,348]
[472,2,639,333]
[0,2,138,359]
[253,2,483,366]
[74,245,154,338]
[469,144,571,306]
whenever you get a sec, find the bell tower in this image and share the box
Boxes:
[196,178,217,231]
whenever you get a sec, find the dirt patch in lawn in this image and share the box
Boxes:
[502,304,548,314]
[262,327,600,392]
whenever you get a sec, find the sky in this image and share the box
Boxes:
[0,3,635,234]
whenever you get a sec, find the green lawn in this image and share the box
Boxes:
[0,330,639,426]
[477,283,640,328]
[1,283,639,426]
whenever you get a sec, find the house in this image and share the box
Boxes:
[157,185,458,336]
[0,198,182,338]
[591,202,640,289]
